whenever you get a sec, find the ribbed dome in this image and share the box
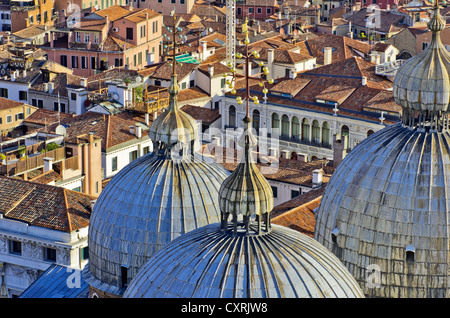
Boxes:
[123,223,365,298]
[148,75,198,147]
[219,117,273,228]
[315,123,450,297]
[83,145,229,296]
[393,3,450,114]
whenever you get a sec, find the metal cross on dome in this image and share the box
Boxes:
[222,24,274,118]
[161,9,189,77]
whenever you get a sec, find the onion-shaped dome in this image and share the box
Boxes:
[83,63,229,297]
[148,74,199,147]
[315,123,450,297]
[123,115,364,299]
[393,3,450,116]
[218,116,273,234]
[123,223,365,298]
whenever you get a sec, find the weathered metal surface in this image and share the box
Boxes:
[123,223,365,298]
[393,4,450,113]
[315,123,450,297]
[84,151,230,296]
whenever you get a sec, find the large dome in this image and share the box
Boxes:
[84,152,229,296]
[123,223,365,298]
[314,123,450,297]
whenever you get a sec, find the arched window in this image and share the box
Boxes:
[341,125,349,149]
[367,129,374,137]
[271,113,280,134]
[312,120,320,144]
[322,121,330,146]
[291,116,300,140]
[229,105,236,128]
[302,118,310,141]
[252,109,260,134]
[281,114,290,137]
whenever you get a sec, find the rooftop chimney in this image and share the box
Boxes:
[48,82,54,94]
[289,68,297,79]
[312,169,323,189]
[208,64,214,77]
[362,76,367,86]
[81,78,87,87]
[267,48,274,75]
[324,47,332,65]
[43,157,54,172]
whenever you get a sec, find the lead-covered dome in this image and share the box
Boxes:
[123,116,364,299]
[393,3,450,113]
[123,223,365,298]
[83,62,229,297]
[315,123,450,297]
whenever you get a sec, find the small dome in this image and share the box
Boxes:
[393,3,450,114]
[315,123,450,297]
[84,152,229,296]
[123,223,365,298]
[148,75,198,147]
[219,117,273,225]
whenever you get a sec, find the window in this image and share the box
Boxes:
[6,115,12,123]
[248,7,254,13]
[143,146,150,155]
[271,186,278,198]
[44,247,57,262]
[181,82,186,89]
[19,91,27,101]
[0,87,8,98]
[53,101,59,111]
[71,93,77,101]
[126,27,133,40]
[138,52,142,65]
[422,42,428,50]
[91,57,97,69]
[9,240,21,255]
[291,190,300,199]
[257,7,262,14]
[71,56,79,68]
[281,114,289,137]
[61,55,68,67]
[111,156,117,171]
[15,113,24,120]
[31,98,37,106]
[267,8,271,14]
[121,266,128,288]
[140,25,146,38]
[38,100,43,108]
[94,33,99,44]
[129,150,138,162]
[84,33,90,43]
[228,105,236,128]
[152,21,158,33]
[81,56,87,69]
[81,246,89,260]
[190,79,195,87]
[95,181,99,193]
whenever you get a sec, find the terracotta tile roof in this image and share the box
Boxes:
[315,85,356,104]
[149,61,199,81]
[23,109,75,126]
[0,97,26,110]
[181,105,220,125]
[0,176,94,232]
[344,8,408,34]
[197,61,230,77]
[303,56,393,90]
[299,34,373,64]
[270,77,311,96]
[271,187,325,237]
[29,170,62,185]
[41,111,151,151]
[90,5,134,21]
[30,73,84,97]
[124,8,160,23]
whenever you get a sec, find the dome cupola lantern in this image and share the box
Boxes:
[393,1,450,131]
